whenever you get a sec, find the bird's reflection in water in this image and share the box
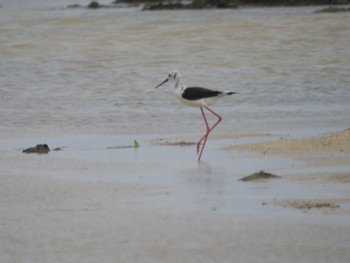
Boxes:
[176,161,231,210]
[197,160,213,176]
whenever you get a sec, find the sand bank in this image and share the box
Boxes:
[224,129,350,178]
[225,129,350,160]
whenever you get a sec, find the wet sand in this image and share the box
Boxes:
[1,130,350,262]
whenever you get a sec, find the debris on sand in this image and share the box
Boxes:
[23,144,50,154]
[273,199,340,210]
[151,138,196,146]
[106,139,140,150]
[239,170,281,181]
[134,139,140,148]
[164,141,196,146]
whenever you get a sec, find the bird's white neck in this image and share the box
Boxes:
[174,78,180,89]
[173,82,184,101]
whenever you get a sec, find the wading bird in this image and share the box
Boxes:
[155,70,236,161]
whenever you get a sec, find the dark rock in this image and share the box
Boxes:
[23,144,50,154]
[316,6,350,13]
[143,0,350,10]
[67,4,81,8]
[236,0,349,6]
[52,147,63,151]
[239,170,281,181]
[67,1,140,9]
[88,1,101,8]
[69,0,350,11]
[193,0,237,8]
[116,0,163,3]
[143,2,191,10]
[143,0,238,10]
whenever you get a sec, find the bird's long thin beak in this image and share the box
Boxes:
[155,79,168,88]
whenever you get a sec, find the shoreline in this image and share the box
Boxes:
[1,128,349,185]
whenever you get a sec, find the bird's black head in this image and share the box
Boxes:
[155,70,181,88]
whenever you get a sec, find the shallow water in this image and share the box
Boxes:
[1,3,350,138]
[2,133,349,215]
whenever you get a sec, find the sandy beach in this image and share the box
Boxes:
[1,129,350,263]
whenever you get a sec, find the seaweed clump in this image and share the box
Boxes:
[23,144,50,154]
[239,170,281,181]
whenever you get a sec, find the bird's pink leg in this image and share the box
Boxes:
[197,106,222,161]
[197,107,223,153]
[197,130,208,154]
[197,107,210,161]
[204,106,222,132]
[196,107,208,154]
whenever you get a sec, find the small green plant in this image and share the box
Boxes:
[133,139,140,148]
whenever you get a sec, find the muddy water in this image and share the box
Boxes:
[1,4,350,138]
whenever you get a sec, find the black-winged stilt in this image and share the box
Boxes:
[155,70,236,161]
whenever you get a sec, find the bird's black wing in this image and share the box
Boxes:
[182,87,221,101]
